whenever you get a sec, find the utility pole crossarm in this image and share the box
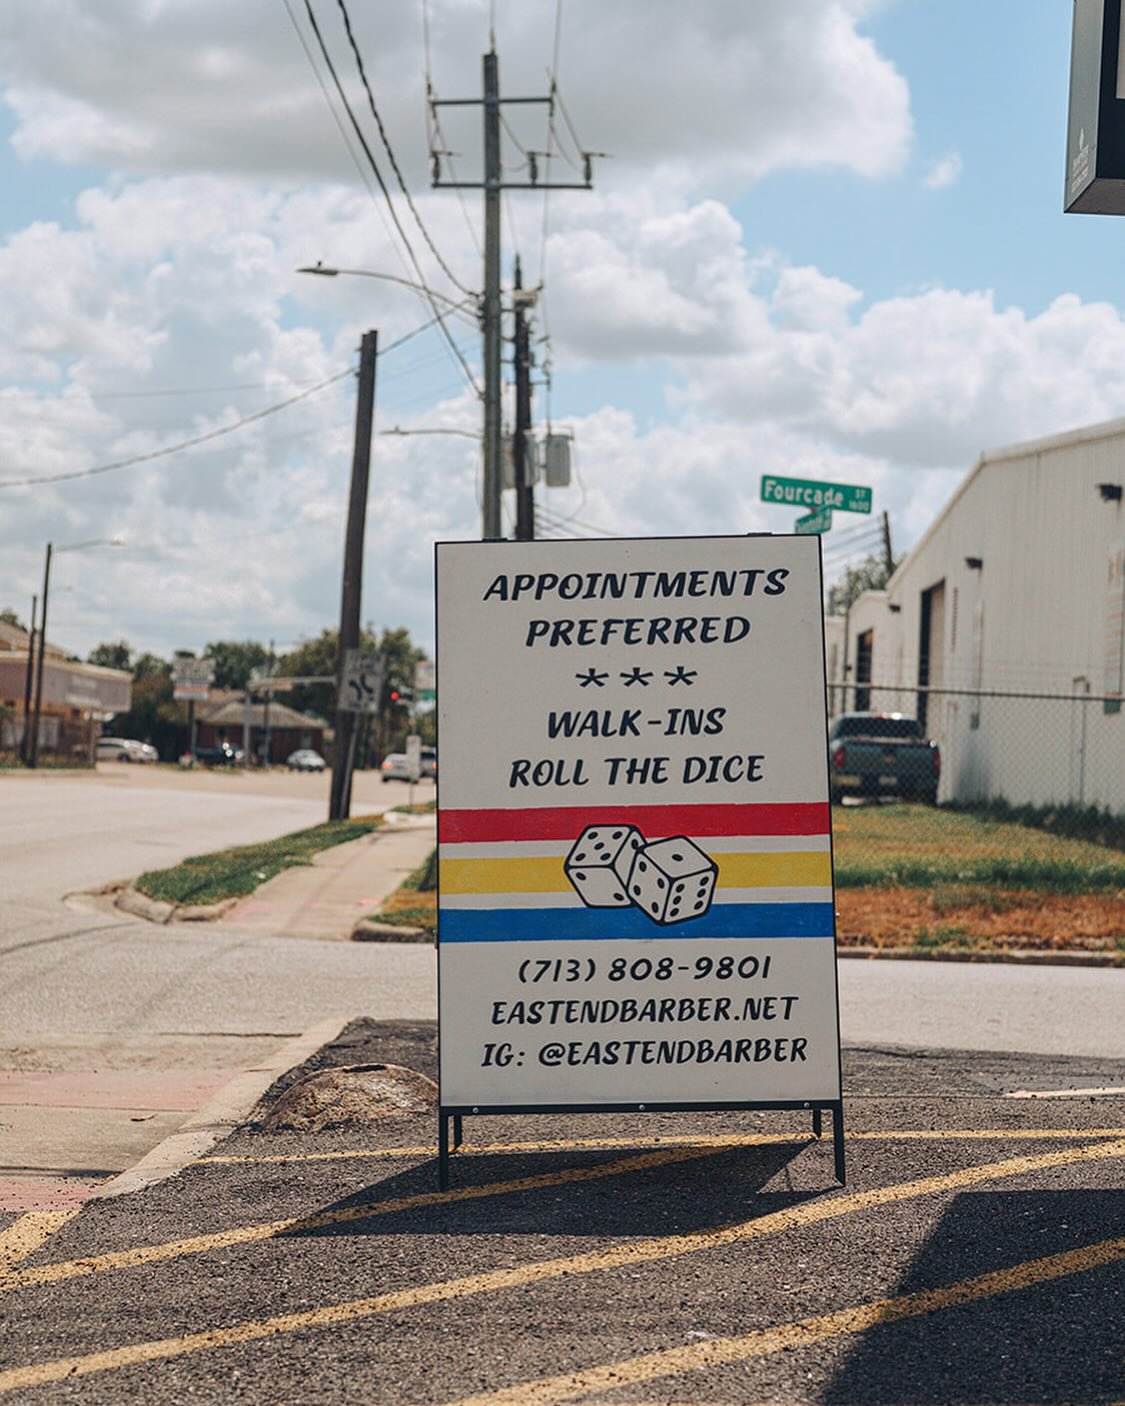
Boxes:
[431,50,595,541]
[432,181,594,191]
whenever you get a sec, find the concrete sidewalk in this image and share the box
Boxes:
[221,811,436,941]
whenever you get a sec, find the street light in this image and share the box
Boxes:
[296,263,477,322]
[28,536,125,768]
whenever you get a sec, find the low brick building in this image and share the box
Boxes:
[0,622,131,763]
[196,691,327,765]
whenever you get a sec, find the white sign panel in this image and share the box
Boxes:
[341,649,384,714]
[436,535,840,1111]
[172,658,215,702]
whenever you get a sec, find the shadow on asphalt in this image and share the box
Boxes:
[279,1141,814,1240]
[824,1189,1125,1404]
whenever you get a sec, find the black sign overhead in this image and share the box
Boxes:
[1066,0,1125,212]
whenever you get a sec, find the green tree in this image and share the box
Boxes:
[278,625,429,763]
[203,639,272,691]
[88,640,133,671]
[826,554,901,615]
[0,607,26,632]
[104,655,180,758]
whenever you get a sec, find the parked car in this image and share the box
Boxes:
[828,712,940,805]
[286,748,326,772]
[381,752,415,783]
[420,746,437,779]
[95,737,158,764]
[194,742,244,767]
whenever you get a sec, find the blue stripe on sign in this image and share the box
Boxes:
[438,903,835,943]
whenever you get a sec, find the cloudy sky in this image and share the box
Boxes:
[1,0,1121,662]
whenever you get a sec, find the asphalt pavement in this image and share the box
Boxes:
[2,770,1123,1402]
[1,1021,1122,1404]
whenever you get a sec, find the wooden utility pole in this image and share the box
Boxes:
[432,53,594,541]
[329,330,378,822]
[512,257,534,541]
[20,594,36,766]
[28,543,53,769]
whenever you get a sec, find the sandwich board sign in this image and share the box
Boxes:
[435,534,843,1185]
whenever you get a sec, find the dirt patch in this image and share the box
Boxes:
[836,887,1125,952]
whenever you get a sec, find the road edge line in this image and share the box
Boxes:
[89,1015,348,1201]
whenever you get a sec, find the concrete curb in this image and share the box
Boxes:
[90,1015,349,1200]
[114,887,238,924]
[351,919,432,943]
[838,945,1123,968]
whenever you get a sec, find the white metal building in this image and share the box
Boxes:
[825,419,1125,815]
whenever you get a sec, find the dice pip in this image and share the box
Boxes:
[564,824,645,908]
[627,835,718,925]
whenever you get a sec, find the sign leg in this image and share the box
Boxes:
[833,1102,846,1185]
[812,1107,823,1138]
[453,1114,464,1150]
[438,1114,450,1190]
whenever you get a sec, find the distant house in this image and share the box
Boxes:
[825,419,1125,814]
[0,622,131,762]
[195,690,326,764]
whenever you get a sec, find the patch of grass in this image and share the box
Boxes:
[136,817,382,907]
[390,799,436,816]
[914,925,979,950]
[943,798,1125,852]
[929,885,1021,915]
[833,804,1125,893]
[364,845,437,936]
[401,846,437,893]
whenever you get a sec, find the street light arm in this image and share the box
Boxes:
[296,264,478,317]
[55,536,125,554]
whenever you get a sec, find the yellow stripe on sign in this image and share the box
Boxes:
[714,851,831,889]
[440,851,831,896]
[449,1236,1125,1406]
[441,856,567,895]
[0,1141,1121,1394]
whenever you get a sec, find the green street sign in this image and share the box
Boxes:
[760,474,872,515]
[795,506,833,535]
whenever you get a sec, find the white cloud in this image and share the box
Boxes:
[4,3,1125,661]
[0,1,912,192]
[924,150,963,190]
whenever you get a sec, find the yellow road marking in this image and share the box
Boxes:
[0,1139,1121,1394]
[0,1212,76,1274]
[196,1127,1125,1166]
[448,1236,1125,1406]
[0,1144,727,1296]
[1006,1086,1125,1099]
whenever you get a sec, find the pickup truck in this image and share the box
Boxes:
[828,712,940,805]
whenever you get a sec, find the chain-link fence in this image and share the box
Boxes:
[0,713,96,767]
[826,682,1124,954]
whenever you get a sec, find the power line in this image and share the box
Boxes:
[422,1,482,258]
[333,0,474,297]
[298,0,482,398]
[0,370,353,490]
[280,0,418,289]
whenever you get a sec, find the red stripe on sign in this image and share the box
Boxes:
[439,802,829,843]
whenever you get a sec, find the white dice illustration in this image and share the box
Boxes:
[564,824,645,908]
[626,835,718,925]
